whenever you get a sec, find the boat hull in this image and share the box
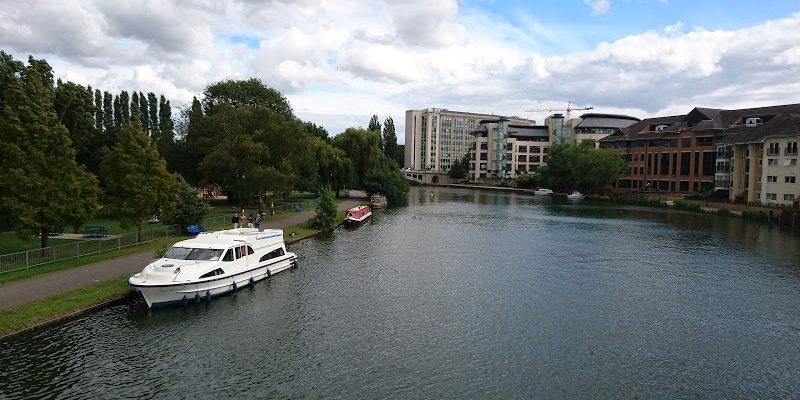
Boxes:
[129,255,297,308]
[346,212,372,224]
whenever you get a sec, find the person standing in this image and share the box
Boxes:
[255,213,262,231]
[231,212,240,229]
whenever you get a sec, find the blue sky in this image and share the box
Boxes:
[3,0,800,141]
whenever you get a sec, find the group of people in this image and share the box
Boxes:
[231,202,278,231]
[232,211,265,230]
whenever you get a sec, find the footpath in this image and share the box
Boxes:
[0,198,363,311]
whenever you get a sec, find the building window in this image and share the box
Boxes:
[768,142,780,155]
[479,163,487,171]
[529,155,540,163]
[480,143,488,150]
[766,193,777,201]
[679,181,689,191]
[785,194,796,201]
[517,155,526,162]
[787,142,798,155]
[680,153,690,176]
[768,159,778,166]
[543,147,549,153]
[480,153,487,160]
[518,146,527,153]
[682,138,692,147]
[784,159,798,167]
[786,176,797,183]
[532,146,541,153]
[767,176,777,183]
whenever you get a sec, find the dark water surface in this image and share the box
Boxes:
[2,187,800,399]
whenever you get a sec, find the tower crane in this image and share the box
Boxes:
[525,101,593,121]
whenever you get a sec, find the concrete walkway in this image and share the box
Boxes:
[0,197,364,310]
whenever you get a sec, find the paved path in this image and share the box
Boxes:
[0,197,363,310]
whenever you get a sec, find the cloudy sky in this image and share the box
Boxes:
[3,0,800,142]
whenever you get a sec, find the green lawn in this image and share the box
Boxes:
[0,276,130,336]
[0,232,75,255]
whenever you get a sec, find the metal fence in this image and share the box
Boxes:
[0,200,319,275]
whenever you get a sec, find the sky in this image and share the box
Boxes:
[3,0,800,143]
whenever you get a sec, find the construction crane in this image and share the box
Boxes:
[525,101,593,121]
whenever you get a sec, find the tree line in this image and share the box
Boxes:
[0,52,407,250]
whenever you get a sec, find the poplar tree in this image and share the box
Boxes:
[113,95,122,128]
[102,91,113,134]
[382,117,399,164]
[119,90,130,124]
[139,91,149,134]
[158,95,173,145]
[0,52,99,249]
[147,92,158,137]
[94,88,103,132]
[99,115,178,243]
[54,80,99,173]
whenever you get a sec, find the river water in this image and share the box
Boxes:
[2,186,800,399]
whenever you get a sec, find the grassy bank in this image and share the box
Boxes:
[0,208,354,338]
[0,277,130,337]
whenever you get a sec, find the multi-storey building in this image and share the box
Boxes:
[717,110,800,206]
[600,104,800,203]
[468,117,550,180]
[404,108,535,173]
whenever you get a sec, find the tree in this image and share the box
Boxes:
[113,95,122,129]
[139,91,149,134]
[161,176,208,233]
[99,119,178,242]
[147,92,158,137]
[102,91,113,134]
[382,117,399,164]
[94,88,103,132]
[448,154,470,180]
[119,90,130,124]
[310,187,337,232]
[54,80,100,173]
[302,121,329,142]
[536,142,626,194]
[0,52,100,249]
[368,114,381,149]
[158,95,173,145]
[202,78,294,119]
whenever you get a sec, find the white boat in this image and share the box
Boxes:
[345,205,372,223]
[567,190,585,200]
[534,188,554,196]
[129,228,297,308]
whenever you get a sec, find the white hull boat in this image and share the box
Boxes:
[567,190,585,200]
[129,228,297,308]
[534,188,554,196]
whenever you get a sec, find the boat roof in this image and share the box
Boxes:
[348,205,370,211]
[172,228,284,249]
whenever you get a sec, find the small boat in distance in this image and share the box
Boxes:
[370,194,388,209]
[534,188,554,196]
[346,205,372,224]
[567,190,585,200]
[129,228,297,308]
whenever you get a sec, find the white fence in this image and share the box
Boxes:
[0,200,319,275]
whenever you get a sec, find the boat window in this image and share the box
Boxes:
[248,246,254,255]
[259,247,286,262]
[222,249,234,262]
[164,247,224,261]
[199,268,225,279]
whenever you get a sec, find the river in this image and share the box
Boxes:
[2,186,799,399]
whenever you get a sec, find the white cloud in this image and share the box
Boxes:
[2,1,800,139]
[584,0,610,15]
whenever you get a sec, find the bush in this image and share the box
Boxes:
[674,201,702,212]
[716,208,731,217]
[310,188,337,232]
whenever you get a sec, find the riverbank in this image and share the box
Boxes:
[0,198,363,341]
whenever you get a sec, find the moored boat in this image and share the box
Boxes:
[345,205,372,223]
[128,228,296,308]
[370,194,388,208]
[534,188,554,196]
[567,190,585,200]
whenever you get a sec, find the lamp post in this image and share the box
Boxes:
[240,173,246,211]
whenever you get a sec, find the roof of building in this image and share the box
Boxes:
[600,103,800,143]
[575,114,641,129]
[509,125,549,138]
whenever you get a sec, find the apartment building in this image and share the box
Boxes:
[404,108,535,173]
[600,104,800,203]
[717,111,800,206]
[468,117,550,180]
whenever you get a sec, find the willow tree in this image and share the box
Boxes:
[0,52,100,249]
[99,114,178,242]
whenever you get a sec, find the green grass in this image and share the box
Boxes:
[283,210,347,242]
[0,237,184,286]
[0,277,130,336]
[0,232,75,254]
